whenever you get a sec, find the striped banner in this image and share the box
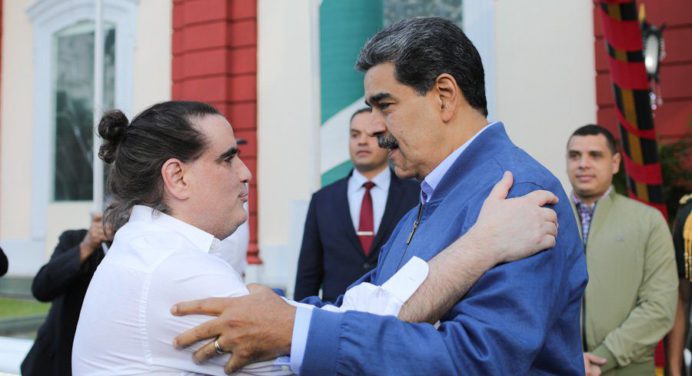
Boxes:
[319,0,383,186]
[597,1,668,370]
[598,0,668,218]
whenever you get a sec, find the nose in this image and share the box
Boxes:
[237,157,252,183]
[366,112,387,138]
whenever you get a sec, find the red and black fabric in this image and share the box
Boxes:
[598,0,668,217]
[598,0,669,367]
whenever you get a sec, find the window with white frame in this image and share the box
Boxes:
[28,0,136,237]
[52,21,115,201]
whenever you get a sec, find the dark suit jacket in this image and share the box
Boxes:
[294,169,419,302]
[0,246,7,276]
[21,229,104,376]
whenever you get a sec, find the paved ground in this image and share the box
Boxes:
[0,277,41,374]
[0,336,31,374]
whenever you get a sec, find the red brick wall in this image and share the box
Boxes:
[172,0,261,263]
[594,0,692,143]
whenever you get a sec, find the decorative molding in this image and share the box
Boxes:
[27,0,138,239]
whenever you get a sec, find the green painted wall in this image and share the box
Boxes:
[321,160,353,187]
[319,0,383,125]
[320,0,383,186]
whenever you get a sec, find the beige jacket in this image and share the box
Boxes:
[573,190,678,375]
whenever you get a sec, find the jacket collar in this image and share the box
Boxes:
[427,122,511,205]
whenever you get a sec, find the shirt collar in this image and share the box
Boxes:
[572,186,612,210]
[129,205,219,254]
[349,167,391,195]
[421,121,496,203]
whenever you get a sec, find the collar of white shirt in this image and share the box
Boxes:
[348,167,391,196]
[128,205,220,254]
[421,121,497,203]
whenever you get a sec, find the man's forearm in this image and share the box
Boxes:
[398,178,559,323]
[398,234,496,323]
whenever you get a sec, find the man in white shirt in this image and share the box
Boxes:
[73,101,558,375]
[294,108,419,301]
[73,102,288,375]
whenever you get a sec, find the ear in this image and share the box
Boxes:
[611,152,621,175]
[434,73,460,123]
[161,158,190,201]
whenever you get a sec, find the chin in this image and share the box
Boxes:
[393,166,416,180]
[220,223,241,240]
[222,215,247,237]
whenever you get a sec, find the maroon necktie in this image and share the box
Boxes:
[358,181,376,255]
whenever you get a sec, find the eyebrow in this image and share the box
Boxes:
[217,146,239,161]
[365,92,394,107]
[567,149,605,155]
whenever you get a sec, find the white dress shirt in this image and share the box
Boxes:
[218,203,250,275]
[73,205,425,376]
[72,205,291,376]
[347,168,391,234]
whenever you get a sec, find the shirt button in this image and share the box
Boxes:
[363,262,371,269]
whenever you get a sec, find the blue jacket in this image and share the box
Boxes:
[300,123,588,375]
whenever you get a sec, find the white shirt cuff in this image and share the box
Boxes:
[338,256,428,316]
[288,303,314,375]
[381,256,428,302]
[285,257,428,374]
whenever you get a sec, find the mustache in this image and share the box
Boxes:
[377,133,399,150]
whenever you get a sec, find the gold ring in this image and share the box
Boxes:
[214,339,225,355]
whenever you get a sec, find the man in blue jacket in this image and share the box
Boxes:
[173,17,587,375]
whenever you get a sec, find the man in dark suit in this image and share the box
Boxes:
[21,213,109,376]
[294,108,419,301]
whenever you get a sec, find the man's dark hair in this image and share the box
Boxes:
[98,101,221,232]
[569,124,619,155]
[356,17,488,117]
[350,107,371,124]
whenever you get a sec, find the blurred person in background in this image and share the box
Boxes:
[666,193,692,376]
[294,108,418,301]
[21,213,111,376]
[0,246,7,277]
[567,124,677,376]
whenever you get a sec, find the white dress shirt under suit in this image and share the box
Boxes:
[347,167,391,234]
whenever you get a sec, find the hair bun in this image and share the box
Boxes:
[98,110,129,164]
